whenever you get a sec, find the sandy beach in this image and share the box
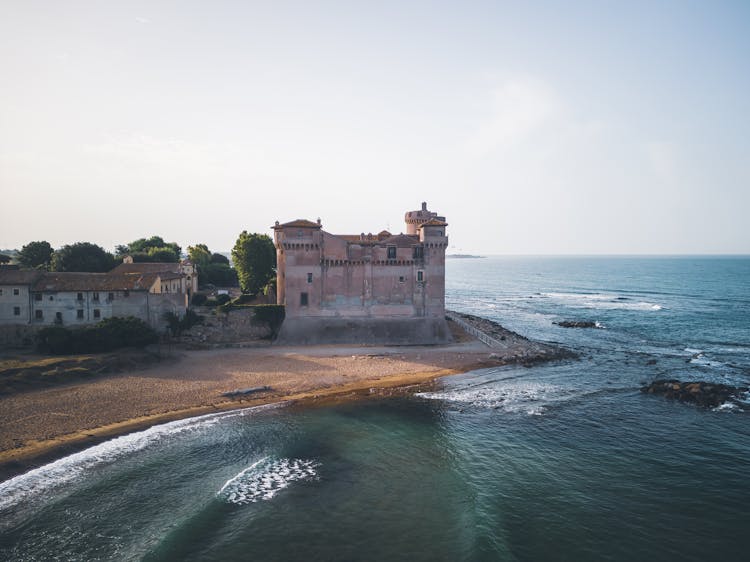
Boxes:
[0,320,568,480]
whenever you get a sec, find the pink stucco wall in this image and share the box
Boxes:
[273,205,448,321]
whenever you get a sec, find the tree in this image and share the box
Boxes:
[52,242,116,272]
[188,243,237,287]
[18,241,54,269]
[121,236,181,262]
[0,254,11,264]
[187,244,212,267]
[232,232,275,294]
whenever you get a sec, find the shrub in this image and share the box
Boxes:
[215,293,231,305]
[163,309,204,337]
[191,293,208,306]
[36,317,158,354]
[251,304,285,336]
[232,293,256,305]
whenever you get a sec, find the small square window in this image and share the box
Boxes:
[94,309,101,319]
[387,247,396,259]
[399,276,405,283]
[35,293,42,301]
[307,273,313,283]
[77,309,84,319]
[13,306,20,316]
[300,292,308,306]
[13,288,20,296]
[35,310,43,319]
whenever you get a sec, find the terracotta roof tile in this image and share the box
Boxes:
[32,273,156,292]
[110,262,182,274]
[275,219,322,229]
[0,269,44,285]
[418,218,448,227]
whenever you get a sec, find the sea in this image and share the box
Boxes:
[1,256,748,561]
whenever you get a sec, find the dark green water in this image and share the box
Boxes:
[1,257,748,561]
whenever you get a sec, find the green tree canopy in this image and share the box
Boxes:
[121,236,181,262]
[51,242,116,272]
[188,244,237,287]
[18,241,54,269]
[231,232,276,294]
[0,254,11,264]
[187,244,212,267]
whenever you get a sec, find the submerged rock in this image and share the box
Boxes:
[640,380,749,409]
[554,320,599,328]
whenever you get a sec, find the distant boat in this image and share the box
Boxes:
[446,254,485,259]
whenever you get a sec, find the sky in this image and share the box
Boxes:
[1,0,748,255]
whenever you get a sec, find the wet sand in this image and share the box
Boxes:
[0,328,568,480]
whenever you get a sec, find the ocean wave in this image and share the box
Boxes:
[218,458,319,505]
[0,404,283,514]
[417,382,563,415]
[539,292,663,311]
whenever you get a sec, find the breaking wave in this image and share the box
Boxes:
[540,292,663,311]
[417,382,566,415]
[0,404,283,513]
[218,458,319,504]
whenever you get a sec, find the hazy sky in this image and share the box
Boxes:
[1,1,748,254]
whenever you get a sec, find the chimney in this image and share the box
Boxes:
[421,202,427,211]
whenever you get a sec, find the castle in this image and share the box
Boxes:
[272,202,451,344]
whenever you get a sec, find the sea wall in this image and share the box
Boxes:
[275,317,452,346]
[181,308,273,344]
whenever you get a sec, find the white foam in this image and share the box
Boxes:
[0,403,283,513]
[417,382,562,415]
[218,458,319,504]
[540,292,663,311]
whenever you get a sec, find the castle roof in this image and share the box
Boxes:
[418,218,448,227]
[274,219,322,229]
[382,234,420,246]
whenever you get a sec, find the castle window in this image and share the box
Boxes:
[55,312,62,323]
[108,292,114,301]
[13,306,20,316]
[35,310,43,320]
[417,270,424,282]
[124,290,129,297]
[77,309,84,319]
[94,309,101,319]
[13,288,19,296]
[77,292,84,301]
[413,246,423,259]
[300,292,308,306]
[93,292,100,302]
[399,276,405,283]
[387,246,396,259]
[307,273,313,283]
[35,293,42,301]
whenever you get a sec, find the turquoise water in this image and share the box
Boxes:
[1,257,749,561]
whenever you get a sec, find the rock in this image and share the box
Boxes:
[554,320,598,328]
[640,379,748,409]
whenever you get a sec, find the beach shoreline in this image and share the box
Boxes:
[0,318,572,481]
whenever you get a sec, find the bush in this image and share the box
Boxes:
[251,304,285,336]
[36,317,158,355]
[215,293,231,305]
[191,293,208,306]
[232,293,256,305]
[163,309,204,337]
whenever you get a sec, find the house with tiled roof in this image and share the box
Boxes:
[271,202,450,344]
[0,257,196,335]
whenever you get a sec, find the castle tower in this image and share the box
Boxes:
[404,202,446,235]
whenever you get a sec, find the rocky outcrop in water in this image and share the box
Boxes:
[554,320,599,328]
[640,380,749,409]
